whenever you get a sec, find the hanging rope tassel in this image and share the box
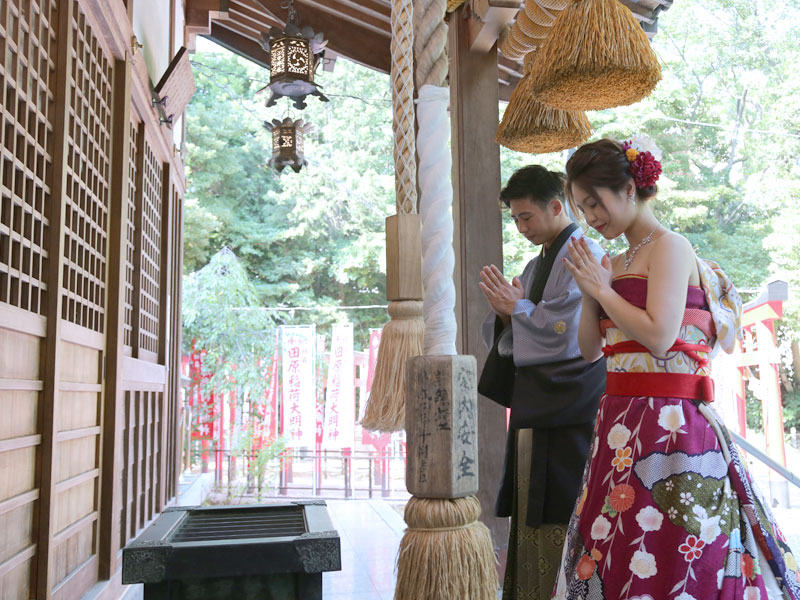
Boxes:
[361,300,424,432]
[360,0,425,433]
[527,0,662,110]
[395,496,498,600]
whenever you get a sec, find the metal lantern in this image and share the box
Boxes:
[264,117,314,173]
[258,0,329,110]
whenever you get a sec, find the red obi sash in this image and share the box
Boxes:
[602,338,715,403]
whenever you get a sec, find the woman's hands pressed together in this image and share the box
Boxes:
[562,237,613,301]
[479,264,524,324]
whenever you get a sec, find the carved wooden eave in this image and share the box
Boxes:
[185,0,232,50]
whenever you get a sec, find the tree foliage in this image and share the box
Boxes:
[185,52,393,347]
[183,247,277,396]
[185,0,800,427]
[498,0,800,427]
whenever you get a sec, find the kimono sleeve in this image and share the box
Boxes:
[511,238,604,366]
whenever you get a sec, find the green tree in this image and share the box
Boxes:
[185,48,394,348]
[498,0,800,427]
[182,247,277,397]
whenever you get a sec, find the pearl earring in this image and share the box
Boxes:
[628,194,635,205]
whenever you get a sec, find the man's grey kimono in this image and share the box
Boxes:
[481,227,606,527]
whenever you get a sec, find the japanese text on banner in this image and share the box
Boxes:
[323,323,355,448]
[280,325,316,447]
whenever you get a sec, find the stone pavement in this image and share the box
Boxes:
[323,499,405,600]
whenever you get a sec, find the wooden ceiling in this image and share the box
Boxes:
[185,0,672,102]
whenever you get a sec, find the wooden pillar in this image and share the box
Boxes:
[36,2,74,597]
[169,185,186,501]
[448,8,508,548]
[157,163,173,511]
[98,57,134,580]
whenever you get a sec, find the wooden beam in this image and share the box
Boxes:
[213,17,265,43]
[83,0,134,60]
[205,22,271,70]
[228,1,284,33]
[294,0,391,37]
[249,0,391,72]
[233,0,283,24]
[131,124,146,360]
[470,0,521,53]
[185,0,231,49]
[448,7,508,554]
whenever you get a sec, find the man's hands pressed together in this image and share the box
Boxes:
[479,264,524,326]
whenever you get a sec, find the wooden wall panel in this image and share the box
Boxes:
[0,559,33,599]
[55,437,97,482]
[0,446,36,500]
[0,327,40,599]
[0,502,34,563]
[58,391,100,431]
[0,0,56,318]
[0,326,41,378]
[123,120,138,349]
[1,0,186,596]
[0,390,38,439]
[138,134,163,358]
[54,479,95,533]
[52,522,96,585]
[61,1,113,334]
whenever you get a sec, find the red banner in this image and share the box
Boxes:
[189,342,216,440]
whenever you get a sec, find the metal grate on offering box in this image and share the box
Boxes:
[169,505,307,542]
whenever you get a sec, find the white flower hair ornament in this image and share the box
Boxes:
[625,134,663,161]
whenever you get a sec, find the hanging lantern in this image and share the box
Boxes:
[257,0,329,110]
[264,117,314,173]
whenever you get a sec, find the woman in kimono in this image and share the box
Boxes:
[555,137,799,600]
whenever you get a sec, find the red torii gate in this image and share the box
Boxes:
[714,280,790,505]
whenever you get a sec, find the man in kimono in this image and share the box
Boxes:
[479,165,606,600]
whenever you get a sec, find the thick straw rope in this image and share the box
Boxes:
[413,0,448,89]
[392,0,418,214]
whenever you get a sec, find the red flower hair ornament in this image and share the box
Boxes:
[622,135,663,189]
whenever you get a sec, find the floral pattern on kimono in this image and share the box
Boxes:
[553,275,800,600]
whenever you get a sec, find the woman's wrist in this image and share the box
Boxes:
[594,284,615,308]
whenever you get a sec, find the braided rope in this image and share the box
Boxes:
[413,0,448,88]
[445,0,466,12]
[392,0,417,214]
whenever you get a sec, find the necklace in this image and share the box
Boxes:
[624,227,659,270]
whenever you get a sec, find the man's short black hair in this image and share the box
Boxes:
[499,165,567,208]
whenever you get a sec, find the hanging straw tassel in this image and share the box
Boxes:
[527,0,661,111]
[497,66,593,154]
[395,496,498,600]
[360,300,424,432]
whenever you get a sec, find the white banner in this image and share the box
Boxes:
[323,323,355,448]
[281,325,316,447]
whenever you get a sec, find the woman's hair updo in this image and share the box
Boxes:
[565,139,658,214]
